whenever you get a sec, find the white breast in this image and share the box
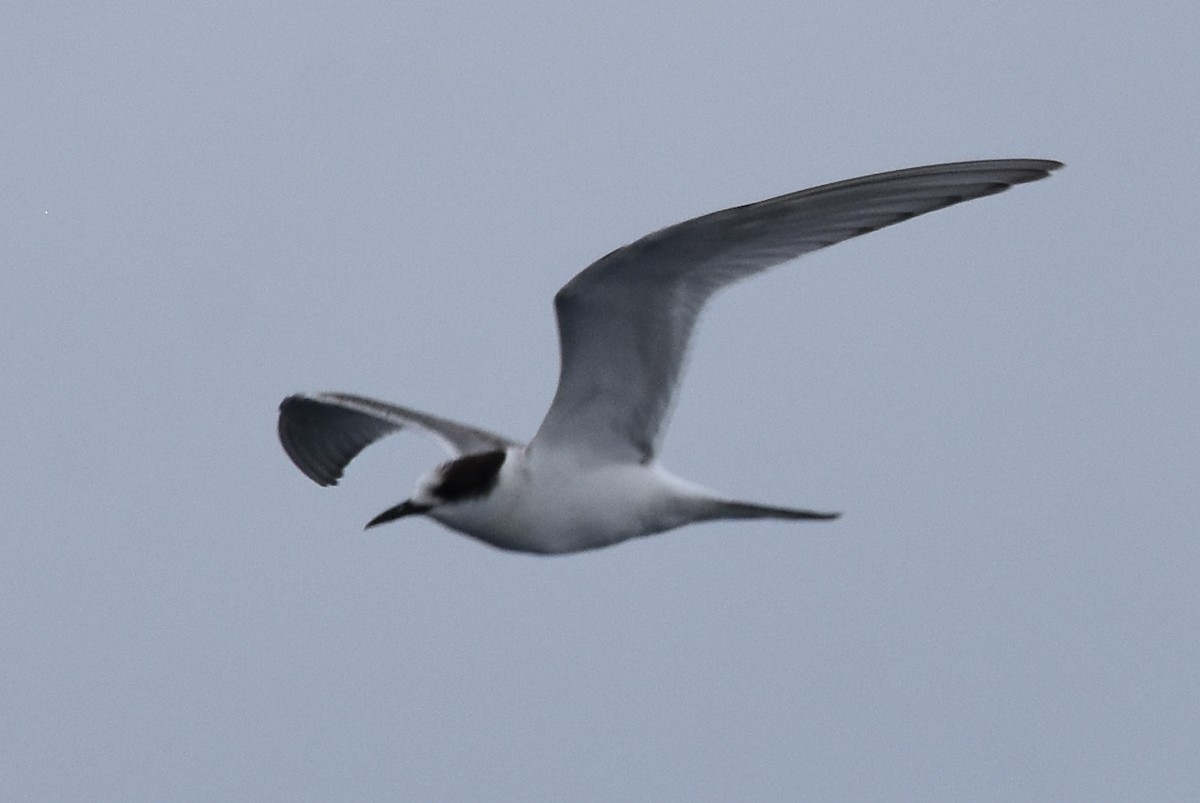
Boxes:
[427,449,716,553]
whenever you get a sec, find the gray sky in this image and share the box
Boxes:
[4,2,1197,800]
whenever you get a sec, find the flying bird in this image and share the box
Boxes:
[279,159,1061,553]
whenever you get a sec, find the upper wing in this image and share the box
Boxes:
[278,392,518,486]
[531,159,1062,464]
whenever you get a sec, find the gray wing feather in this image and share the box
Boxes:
[278,392,517,486]
[532,159,1062,464]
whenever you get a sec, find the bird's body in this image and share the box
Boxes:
[279,159,1060,554]
[405,447,829,554]
[421,448,714,554]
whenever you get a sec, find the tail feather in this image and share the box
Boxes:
[715,500,840,521]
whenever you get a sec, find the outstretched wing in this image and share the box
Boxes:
[531,159,1062,464]
[278,392,518,486]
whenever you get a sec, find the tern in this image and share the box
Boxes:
[279,159,1060,554]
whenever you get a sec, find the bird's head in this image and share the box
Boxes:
[364,448,508,530]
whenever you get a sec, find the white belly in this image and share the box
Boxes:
[428,456,715,554]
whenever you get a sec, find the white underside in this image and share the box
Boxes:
[423,447,728,553]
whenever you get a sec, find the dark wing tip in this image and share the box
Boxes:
[278,395,346,486]
[277,394,403,487]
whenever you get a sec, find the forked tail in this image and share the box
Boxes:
[715,500,840,521]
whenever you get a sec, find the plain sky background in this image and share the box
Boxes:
[4,2,1197,800]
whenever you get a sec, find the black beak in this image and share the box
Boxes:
[365,500,432,530]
